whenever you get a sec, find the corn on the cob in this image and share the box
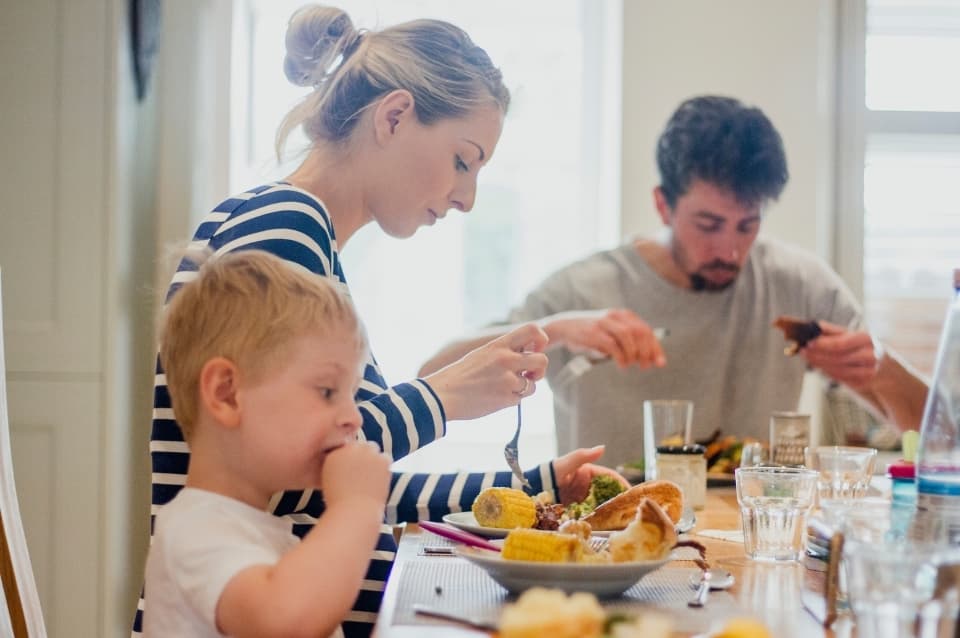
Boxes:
[502,529,583,563]
[472,487,536,529]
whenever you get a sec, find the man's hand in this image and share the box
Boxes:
[801,321,879,391]
[550,445,630,505]
[545,309,667,369]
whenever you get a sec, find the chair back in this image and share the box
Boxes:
[0,270,47,637]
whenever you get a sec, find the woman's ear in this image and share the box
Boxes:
[199,357,242,429]
[372,89,415,145]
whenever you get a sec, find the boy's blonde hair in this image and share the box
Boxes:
[160,249,364,440]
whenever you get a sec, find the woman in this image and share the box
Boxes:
[137,5,622,637]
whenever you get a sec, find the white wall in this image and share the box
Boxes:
[620,0,839,260]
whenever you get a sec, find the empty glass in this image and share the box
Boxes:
[740,441,769,468]
[642,399,693,480]
[735,466,818,562]
[806,446,877,504]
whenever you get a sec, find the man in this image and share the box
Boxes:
[420,95,928,467]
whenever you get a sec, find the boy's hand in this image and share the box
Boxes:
[551,445,629,504]
[322,441,390,508]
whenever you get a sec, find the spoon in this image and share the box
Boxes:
[688,568,735,607]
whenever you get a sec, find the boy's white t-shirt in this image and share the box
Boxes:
[144,487,344,638]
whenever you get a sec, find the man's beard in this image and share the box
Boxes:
[689,260,740,292]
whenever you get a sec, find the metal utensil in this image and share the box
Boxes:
[688,568,735,607]
[413,604,499,631]
[552,327,669,389]
[418,520,501,552]
[504,402,532,490]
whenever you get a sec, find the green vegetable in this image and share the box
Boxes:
[566,475,626,518]
[590,475,625,505]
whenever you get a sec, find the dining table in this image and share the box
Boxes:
[373,487,859,637]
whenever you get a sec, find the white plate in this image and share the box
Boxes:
[441,511,511,538]
[456,546,669,597]
[442,507,696,539]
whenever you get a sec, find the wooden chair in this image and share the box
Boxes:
[0,270,47,637]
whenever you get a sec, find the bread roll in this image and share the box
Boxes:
[607,498,678,562]
[581,480,682,531]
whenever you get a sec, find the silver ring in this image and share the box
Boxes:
[515,375,530,396]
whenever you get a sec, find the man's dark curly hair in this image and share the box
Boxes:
[656,95,788,209]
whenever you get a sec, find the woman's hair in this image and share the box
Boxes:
[159,249,365,440]
[276,4,510,157]
[656,95,788,209]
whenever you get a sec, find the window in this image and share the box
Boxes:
[840,0,960,376]
[231,0,623,471]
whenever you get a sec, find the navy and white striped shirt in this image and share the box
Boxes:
[133,183,557,637]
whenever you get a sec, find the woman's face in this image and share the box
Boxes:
[371,102,504,238]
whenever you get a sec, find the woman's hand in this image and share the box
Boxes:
[551,445,629,505]
[423,323,549,421]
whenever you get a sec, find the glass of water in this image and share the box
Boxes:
[840,506,960,638]
[735,466,818,562]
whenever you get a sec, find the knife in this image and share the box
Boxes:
[418,520,501,552]
[413,603,499,631]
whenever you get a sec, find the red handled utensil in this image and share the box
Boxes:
[418,520,502,552]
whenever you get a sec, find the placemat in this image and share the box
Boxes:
[393,559,740,633]
[414,534,705,561]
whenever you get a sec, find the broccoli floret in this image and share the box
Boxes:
[589,475,625,506]
[566,476,625,518]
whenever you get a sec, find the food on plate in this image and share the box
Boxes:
[499,588,604,638]
[558,518,593,542]
[566,474,627,518]
[704,435,761,475]
[499,588,673,638]
[501,528,584,563]
[608,498,678,562]
[772,315,822,355]
[711,617,772,638]
[472,487,536,529]
[533,500,566,530]
[503,499,681,565]
[581,480,683,530]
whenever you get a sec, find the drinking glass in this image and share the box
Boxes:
[740,441,769,468]
[643,399,693,480]
[735,466,818,562]
[840,506,960,638]
[806,445,877,503]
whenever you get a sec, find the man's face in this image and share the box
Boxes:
[654,179,762,291]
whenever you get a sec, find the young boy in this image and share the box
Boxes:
[143,249,390,638]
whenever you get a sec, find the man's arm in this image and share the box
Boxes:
[853,348,929,431]
[419,309,668,377]
[802,321,929,430]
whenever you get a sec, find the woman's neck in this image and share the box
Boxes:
[285,145,370,247]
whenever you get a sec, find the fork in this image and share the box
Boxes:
[504,402,532,490]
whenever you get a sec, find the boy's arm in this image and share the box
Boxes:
[216,443,390,638]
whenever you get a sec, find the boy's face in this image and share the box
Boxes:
[237,330,364,493]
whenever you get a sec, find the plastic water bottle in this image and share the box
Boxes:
[913,269,960,543]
